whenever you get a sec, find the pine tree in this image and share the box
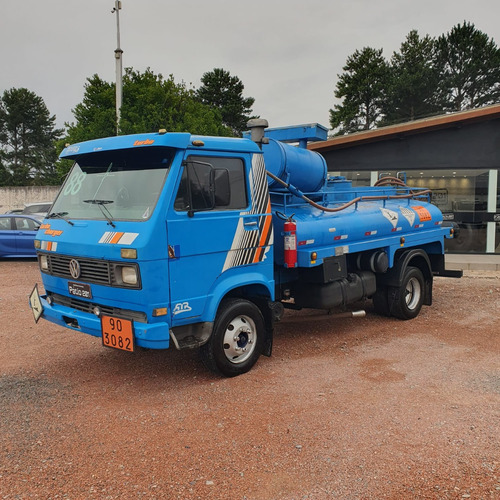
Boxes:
[435,22,500,111]
[0,88,62,186]
[196,68,255,136]
[382,30,441,124]
[329,48,390,135]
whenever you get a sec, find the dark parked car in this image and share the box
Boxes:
[21,202,52,218]
[0,214,41,258]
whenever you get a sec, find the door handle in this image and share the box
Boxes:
[244,218,259,230]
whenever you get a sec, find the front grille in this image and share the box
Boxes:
[44,254,112,285]
[49,292,147,323]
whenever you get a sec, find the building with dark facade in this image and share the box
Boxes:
[309,105,500,254]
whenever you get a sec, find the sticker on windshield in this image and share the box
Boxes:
[99,232,138,245]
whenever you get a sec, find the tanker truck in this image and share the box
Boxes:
[29,119,461,376]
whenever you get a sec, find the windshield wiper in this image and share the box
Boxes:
[83,199,116,228]
[47,212,74,226]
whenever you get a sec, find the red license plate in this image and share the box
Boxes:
[101,316,134,352]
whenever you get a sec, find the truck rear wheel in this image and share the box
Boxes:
[200,299,265,377]
[388,266,425,320]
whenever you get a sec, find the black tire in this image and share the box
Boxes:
[388,266,425,320]
[200,299,265,377]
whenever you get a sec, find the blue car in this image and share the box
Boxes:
[0,214,41,257]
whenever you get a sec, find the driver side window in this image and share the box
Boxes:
[174,156,247,212]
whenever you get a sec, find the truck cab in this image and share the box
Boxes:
[34,132,274,375]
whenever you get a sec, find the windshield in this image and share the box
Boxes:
[50,147,174,221]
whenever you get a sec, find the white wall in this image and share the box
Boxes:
[0,186,60,212]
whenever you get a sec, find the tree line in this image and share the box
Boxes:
[1,21,499,187]
[0,68,255,186]
[330,22,500,134]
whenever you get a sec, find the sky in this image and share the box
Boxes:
[1,0,500,133]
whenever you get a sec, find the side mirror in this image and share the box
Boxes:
[185,161,215,216]
[214,168,230,207]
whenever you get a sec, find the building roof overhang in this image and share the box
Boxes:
[309,104,500,153]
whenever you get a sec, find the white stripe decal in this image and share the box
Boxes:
[99,232,139,245]
[119,233,139,245]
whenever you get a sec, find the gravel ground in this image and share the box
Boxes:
[0,260,499,499]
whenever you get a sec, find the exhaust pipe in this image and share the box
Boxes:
[279,309,366,323]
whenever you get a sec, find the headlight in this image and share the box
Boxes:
[121,266,138,285]
[40,254,49,271]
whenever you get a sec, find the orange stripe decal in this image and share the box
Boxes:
[253,208,272,263]
[110,232,124,244]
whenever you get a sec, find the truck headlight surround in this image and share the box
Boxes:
[121,265,139,286]
[111,263,141,288]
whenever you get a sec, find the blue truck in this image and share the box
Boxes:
[29,119,461,376]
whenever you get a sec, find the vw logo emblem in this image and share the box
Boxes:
[69,259,81,279]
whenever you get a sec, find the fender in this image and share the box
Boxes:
[378,248,433,305]
[203,269,275,323]
[169,270,274,352]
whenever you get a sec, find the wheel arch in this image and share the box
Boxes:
[203,272,275,356]
[220,283,274,358]
[380,248,433,306]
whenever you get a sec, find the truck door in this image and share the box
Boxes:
[166,153,272,326]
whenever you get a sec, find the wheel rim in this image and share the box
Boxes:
[405,276,422,310]
[222,314,257,364]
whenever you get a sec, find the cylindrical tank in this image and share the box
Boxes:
[272,199,444,267]
[263,138,327,193]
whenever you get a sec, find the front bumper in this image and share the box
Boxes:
[38,294,171,350]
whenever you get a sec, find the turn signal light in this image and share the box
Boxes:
[121,248,137,259]
[153,307,168,317]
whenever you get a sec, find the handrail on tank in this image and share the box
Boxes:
[267,171,432,213]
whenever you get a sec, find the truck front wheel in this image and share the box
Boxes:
[200,299,265,377]
[388,266,425,320]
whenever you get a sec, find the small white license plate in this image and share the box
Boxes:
[68,281,92,299]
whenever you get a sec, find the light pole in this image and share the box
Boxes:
[112,1,123,135]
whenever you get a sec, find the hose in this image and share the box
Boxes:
[266,171,431,214]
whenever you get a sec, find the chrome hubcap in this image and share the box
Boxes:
[222,314,257,364]
[405,277,422,310]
